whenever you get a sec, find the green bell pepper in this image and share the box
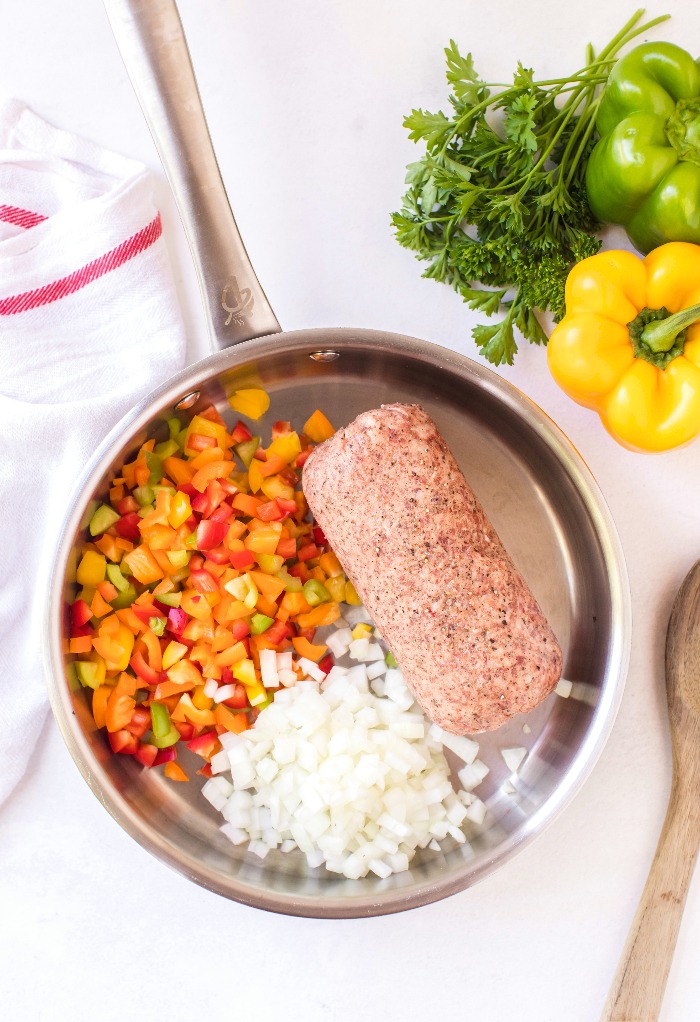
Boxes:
[586,42,700,253]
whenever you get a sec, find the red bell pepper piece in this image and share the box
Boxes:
[172,720,196,742]
[196,519,228,550]
[209,503,234,523]
[229,548,256,570]
[70,599,93,628]
[125,706,152,738]
[294,448,313,468]
[116,512,142,540]
[108,730,140,755]
[186,732,221,761]
[134,742,158,768]
[205,479,228,512]
[271,420,292,438]
[177,482,198,498]
[275,537,297,560]
[188,433,217,451]
[116,495,140,515]
[276,498,299,516]
[222,682,248,709]
[312,525,327,546]
[167,607,188,636]
[189,568,219,594]
[296,542,319,562]
[153,747,177,766]
[230,420,253,444]
[264,619,294,646]
[256,500,285,522]
[129,651,161,686]
[131,603,164,628]
[317,653,334,675]
[229,620,251,641]
[204,546,232,564]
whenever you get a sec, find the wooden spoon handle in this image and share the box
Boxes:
[600,776,700,1022]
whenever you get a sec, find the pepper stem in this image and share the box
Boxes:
[640,301,700,353]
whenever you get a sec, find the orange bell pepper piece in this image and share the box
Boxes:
[248,570,286,601]
[280,591,312,617]
[164,761,189,782]
[180,589,213,621]
[303,409,335,442]
[295,603,341,629]
[292,636,328,661]
[233,492,263,517]
[255,593,279,618]
[163,455,195,486]
[166,658,203,689]
[213,641,248,668]
[92,684,112,730]
[123,545,164,585]
[191,459,235,494]
[69,636,94,655]
[214,704,250,734]
[171,693,216,728]
[105,688,136,733]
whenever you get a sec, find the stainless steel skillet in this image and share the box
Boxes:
[44,0,631,917]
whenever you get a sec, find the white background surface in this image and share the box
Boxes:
[2,1,699,1019]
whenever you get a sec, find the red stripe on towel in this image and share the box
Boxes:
[0,204,48,229]
[0,213,162,315]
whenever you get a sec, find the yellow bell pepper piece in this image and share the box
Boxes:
[228,388,270,420]
[168,490,192,528]
[232,658,258,688]
[162,640,188,671]
[548,243,700,452]
[184,413,231,455]
[77,550,107,588]
[92,623,134,673]
[267,431,302,464]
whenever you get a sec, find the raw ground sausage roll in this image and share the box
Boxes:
[302,403,562,733]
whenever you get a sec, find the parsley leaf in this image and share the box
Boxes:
[391,12,667,365]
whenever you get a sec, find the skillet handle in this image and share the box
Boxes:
[103,0,281,350]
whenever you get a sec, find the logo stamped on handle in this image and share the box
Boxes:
[221,276,254,327]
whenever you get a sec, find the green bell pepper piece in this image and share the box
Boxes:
[154,438,179,460]
[106,562,130,592]
[110,582,137,609]
[302,578,331,607]
[89,504,121,537]
[250,612,274,635]
[144,451,163,485]
[586,42,700,253]
[234,436,261,468]
[150,702,180,749]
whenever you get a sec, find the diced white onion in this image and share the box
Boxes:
[203,678,219,699]
[501,746,527,773]
[428,723,480,765]
[203,605,495,878]
[555,677,573,698]
[260,648,279,688]
[213,684,236,703]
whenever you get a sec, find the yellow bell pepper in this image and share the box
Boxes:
[548,243,700,452]
[228,388,270,420]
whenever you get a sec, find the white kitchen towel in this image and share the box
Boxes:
[0,99,187,806]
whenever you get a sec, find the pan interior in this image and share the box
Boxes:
[49,329,628,916]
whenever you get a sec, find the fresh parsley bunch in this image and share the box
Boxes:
[391,9,669,365]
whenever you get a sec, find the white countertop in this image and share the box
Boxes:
[2,1,699,1019]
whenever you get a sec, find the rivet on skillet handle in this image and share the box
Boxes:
[103,0,281,351]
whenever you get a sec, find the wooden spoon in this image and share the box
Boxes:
[601,560,700,1021]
